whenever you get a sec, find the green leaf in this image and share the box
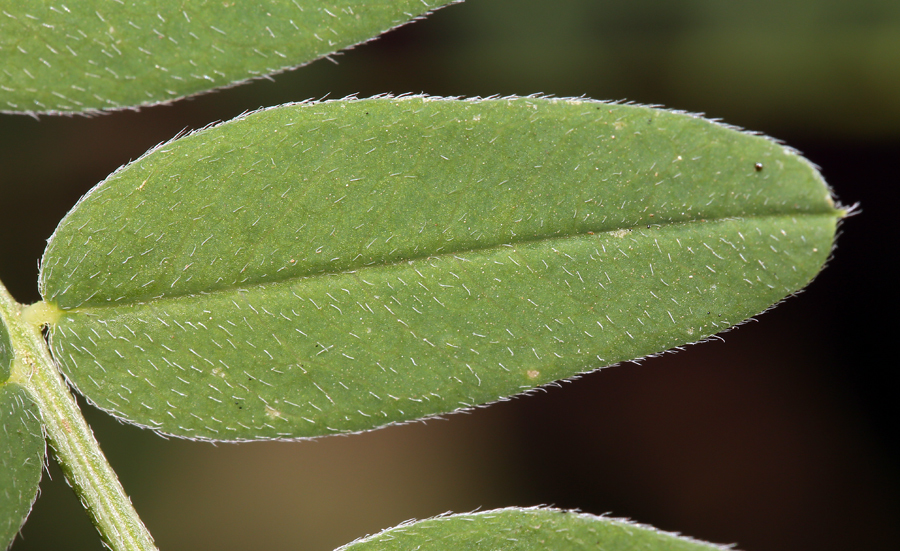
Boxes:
[0,1,454,114]
[336,507,731,551]
[39,97,841,440]
[0,307,45,549]
[0,307,10,383]
[0,386,44,550]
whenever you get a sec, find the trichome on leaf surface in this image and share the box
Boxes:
[0,2,844,551]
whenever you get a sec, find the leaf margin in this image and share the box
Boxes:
[334,506,737,551]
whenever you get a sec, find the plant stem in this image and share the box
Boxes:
[0,282,158,551]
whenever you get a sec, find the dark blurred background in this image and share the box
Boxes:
[2,1,898,549]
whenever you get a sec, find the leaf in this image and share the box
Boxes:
[336,507,731,551]
[39,97,841,440]
[0,310,45,550]
[0,308,10,384]
[0,386,44,550]
[0,0,454,114]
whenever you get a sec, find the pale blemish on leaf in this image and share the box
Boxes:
[264,405,283,420]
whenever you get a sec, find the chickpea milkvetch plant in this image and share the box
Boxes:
[0,2,845,550]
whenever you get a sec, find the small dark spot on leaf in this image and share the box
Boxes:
[755,163,764,171]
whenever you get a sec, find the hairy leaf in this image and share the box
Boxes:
[0,307,44,549]
[39,97,841,440]
[336,507,731,551]
[0,310,10,383]
[0,1,453,114]
[0,386,44,550]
